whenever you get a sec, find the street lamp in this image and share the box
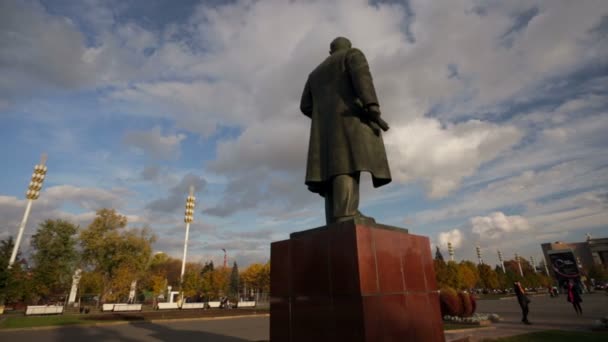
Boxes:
[8,154,48,268]
[180,186,196,284]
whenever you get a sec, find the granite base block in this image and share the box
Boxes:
[270,220,444,342]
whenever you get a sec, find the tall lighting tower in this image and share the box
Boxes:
[515,253,524,277]
[497,250,505,272]
[476,245,483,265]
[180,186,196,283]
[447,242,454,262]
[9,154,48,268]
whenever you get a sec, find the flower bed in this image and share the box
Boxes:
[443,313,501,326]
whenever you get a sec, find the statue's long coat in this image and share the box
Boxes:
[300,47,391,194]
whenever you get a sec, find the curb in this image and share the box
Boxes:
[444,326,496,334]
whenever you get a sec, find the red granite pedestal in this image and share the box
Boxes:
[270,220,444,342]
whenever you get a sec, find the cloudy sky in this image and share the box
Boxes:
[1,0,607,269]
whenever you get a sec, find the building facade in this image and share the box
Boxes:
[541,237,608,281]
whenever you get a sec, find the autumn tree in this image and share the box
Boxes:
[182,265,202,299]
[241,262,270,300]
[80,209,156,303]
[444,261,463,290]
[477,264,499,289]
[30,219,79,302]
[434,249,449,288]
[459,261,479,290]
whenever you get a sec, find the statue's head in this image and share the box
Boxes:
[330,37,352,54]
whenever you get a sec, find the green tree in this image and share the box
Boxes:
[30,219,79,302]
[435,246,445,262]
[80,209,156,303]
[229,261,239,298]
[0,237,28,305]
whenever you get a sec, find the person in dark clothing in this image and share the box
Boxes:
[567,280,583,315]
[513,281,531,324]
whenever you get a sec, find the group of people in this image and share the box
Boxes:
[514,279,584,324]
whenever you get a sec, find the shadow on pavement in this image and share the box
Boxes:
[54,321,253,342]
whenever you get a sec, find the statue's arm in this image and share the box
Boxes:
[300,77,313,118]
[346,48,379,109]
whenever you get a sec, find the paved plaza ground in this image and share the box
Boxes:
[0,293,606,341]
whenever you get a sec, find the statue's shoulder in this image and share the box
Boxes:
[345,48,369,69]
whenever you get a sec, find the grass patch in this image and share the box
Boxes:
[0,315,89,329]
[483,330,608,342]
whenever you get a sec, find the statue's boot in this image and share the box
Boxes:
[355,210,376,223]
[332,210,376,224]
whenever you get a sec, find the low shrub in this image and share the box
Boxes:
[459,292,473,317]
[440,287,462,317]
[470,293,477,314]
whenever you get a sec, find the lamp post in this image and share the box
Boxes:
[476,245,483,265]
[9,154,47,268]
[447,242,454,262]
[497,250,505,272]
[180,186,196,284]
[515,253,523,277]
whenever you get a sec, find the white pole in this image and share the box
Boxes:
[9,199,33,268]
[516,254,524,277]
[179,186,195,305]
[180,221,191,283]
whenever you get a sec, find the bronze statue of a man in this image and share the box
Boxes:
[300,37,392,224]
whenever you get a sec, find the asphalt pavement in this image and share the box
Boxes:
[1,292,606,341]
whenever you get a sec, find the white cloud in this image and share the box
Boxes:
[123,127,186,159]
[470,211,530,240]
[385,118,522,197]
[0,0,106,110]
[438,228,463,249]
[44,185,130,210]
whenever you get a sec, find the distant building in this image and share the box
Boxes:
[541,237,608,279]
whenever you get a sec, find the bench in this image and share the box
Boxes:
[207,301,221,308]
[102,304,115,312]
[181,303,206,310]
[237,301,256,308]
[112,304,142,312]
[156,303,179,310]
[25,305,64,315]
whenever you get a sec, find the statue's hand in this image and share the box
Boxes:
[365,104,389,132]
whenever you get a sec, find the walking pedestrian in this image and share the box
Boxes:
[513,281,531,324]
[567,280,583,315]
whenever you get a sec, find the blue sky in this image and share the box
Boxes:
[1,0,607,268]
